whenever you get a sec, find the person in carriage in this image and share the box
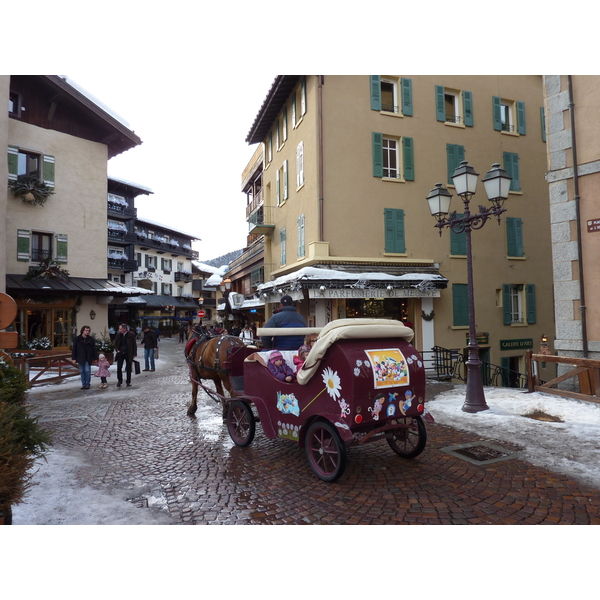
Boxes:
[260,295,306,350]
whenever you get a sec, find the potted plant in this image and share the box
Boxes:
[94,328,115,363]
[0,357,52,524]
[8,176,55,207]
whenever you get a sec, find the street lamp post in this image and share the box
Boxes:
[426,162,512,413]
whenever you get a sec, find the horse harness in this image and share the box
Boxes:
[186,333,236,377]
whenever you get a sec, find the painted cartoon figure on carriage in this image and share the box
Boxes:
[185,315,434,482]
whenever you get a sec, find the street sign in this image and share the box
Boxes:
[197,310,206,318]
[0,293,17,329]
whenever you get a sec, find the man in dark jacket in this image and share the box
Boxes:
[71,325,97,390]
[114,323,137,387]
[141,325,158,371]
[261,295,306,350]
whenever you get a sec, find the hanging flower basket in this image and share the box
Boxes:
[8,176,55,207]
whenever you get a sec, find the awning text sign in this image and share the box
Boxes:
[307,288,440,299]
[500,338,533,351]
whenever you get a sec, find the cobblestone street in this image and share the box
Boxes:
[20,336,600,525]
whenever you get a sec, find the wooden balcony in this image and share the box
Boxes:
[245,189,264,219]
[248,205,275,235]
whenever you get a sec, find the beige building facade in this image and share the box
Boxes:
[2,75,143,349]
[245,75,555,381]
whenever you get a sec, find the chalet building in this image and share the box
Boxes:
[543,76,600,380]
[107,176,152,285]
[240,75,555,380]
[110,217,200,333]
[1,75,150,349]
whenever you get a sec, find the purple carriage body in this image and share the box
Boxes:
[225,318,429,482]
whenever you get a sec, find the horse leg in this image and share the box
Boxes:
[187,380,198,417]
[213,376,229,421]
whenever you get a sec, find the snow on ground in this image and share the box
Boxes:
[429,385,600,490]
[11,446,173,525]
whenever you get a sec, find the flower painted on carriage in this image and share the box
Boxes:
[322,366,342,400]
[406,356,413,364]
[354,367,361,377]
[355,359,363,367]
[364,360,371,369]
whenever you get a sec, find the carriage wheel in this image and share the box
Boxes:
[227,401,255,447]
[387,416,427,458]
[305,421,347,482]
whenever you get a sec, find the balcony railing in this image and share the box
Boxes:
[174,272,192,283]
[245,189,264,218]
[248,205,275,234]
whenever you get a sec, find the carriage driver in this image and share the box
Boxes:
[260,295,307,350]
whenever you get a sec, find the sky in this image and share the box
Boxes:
[8,4,588,266]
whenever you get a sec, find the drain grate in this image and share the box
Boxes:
[127,496,149,509]
[441,441,520,465]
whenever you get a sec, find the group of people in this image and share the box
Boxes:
[71,323,158,390]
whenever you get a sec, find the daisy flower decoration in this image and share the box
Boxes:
[322,367,342,400]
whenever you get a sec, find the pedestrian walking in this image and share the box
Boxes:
[71,325,97,390]
[260,295,307,350]
[141,325,158,371]
[240,324,254,345]
[94,353,111,389]
[114,323,137,387]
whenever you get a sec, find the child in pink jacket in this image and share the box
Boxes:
[267,350,295,383]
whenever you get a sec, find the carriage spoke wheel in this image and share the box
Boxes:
[387,416,427,458]
[227,401,255,447]
[305,421,347,482]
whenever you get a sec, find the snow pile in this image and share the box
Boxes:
[430,385,600,490]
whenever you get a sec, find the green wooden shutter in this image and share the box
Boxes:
[384,208,405,254]
[8,146,19,181]
[372,132,383,178]
[502,284,511,325]
[161,257,165,270]
[504,152,520,191]
[145,254,150,267]
[283,160,288,200]
[526,284,536,324]
[370,76,381,111]
[435,85,445,121]
[56,234,68,264]
[463,91,473,126]
[452,284,469,326]
[17,229,31,261]
[402,137,414,181]
[450,214,466,255]
[516,101,526,135]
[506,217,524,257]
[280,228,286,265]
[540,106,546,142]
[276,169,281,205]
[492,96,502,130]
[447,144,465,185]
[292,94,297,127]
[301,76,306,115]
[268,133,272,161]
[43,155,55,188]
[401,78,412,116]
[297,214,305,258]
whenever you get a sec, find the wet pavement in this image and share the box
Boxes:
[24,337,600,525]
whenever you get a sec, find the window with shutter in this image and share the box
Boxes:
[296,142,304,187]
[506,217,524,257]
[280,228,286,265]
[450,214,466,255]
[283,160,288,200]
[297,214,305,258]
[17,229,31,261]
[503,152,520,191]
[56,233,68,264]
[447,144,465,185]
[384,208,405,254]
[452,284,469,327]
[370,76,412,116]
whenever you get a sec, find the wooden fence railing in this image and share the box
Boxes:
[11,350,80,387]
[526,350,600,404]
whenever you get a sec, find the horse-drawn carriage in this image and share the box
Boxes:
[186,318,432,482]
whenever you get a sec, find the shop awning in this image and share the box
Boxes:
[6,274,154,296]
[122,294,198,309]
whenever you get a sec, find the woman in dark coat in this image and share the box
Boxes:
[71,325,97,390]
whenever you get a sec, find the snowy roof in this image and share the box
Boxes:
[108,175,153,195]
[136,216,200,240]
[62,76,132,130]
[257,266,447,291]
